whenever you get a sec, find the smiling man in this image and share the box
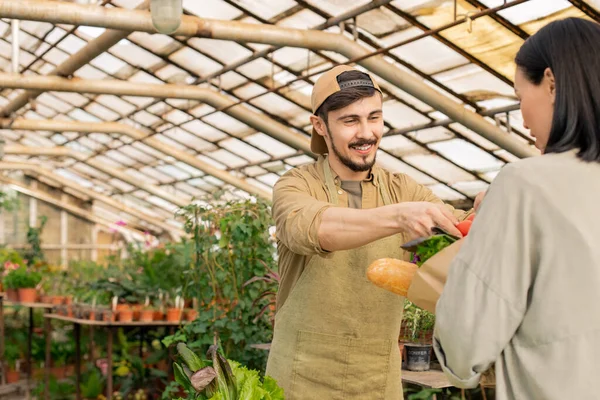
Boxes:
[265,65,476,400]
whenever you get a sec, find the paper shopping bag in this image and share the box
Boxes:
[406,239,464,314]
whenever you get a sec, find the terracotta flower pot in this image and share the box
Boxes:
[103,310,115,322]
[51,366,66,379]
[153,310,164,321]
[185,309,198,321]
[140,309,154,322]
[6,369,20,384]
[6,288,19,302]
[118,308,133,323]
[166,308,182,322]
[116,303,129,311]
[398,342,406,362]
[64,364,75,377]
[52,296,65,305]
[132,304,143,320]
[18,288,37,303]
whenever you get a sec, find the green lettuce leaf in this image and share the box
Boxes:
[262,376,285,400]
[414,235,455,266]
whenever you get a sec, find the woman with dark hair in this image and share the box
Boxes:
[432,17,600,400]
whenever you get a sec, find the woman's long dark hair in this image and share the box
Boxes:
[515,17,600,162]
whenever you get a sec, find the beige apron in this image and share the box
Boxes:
[266,162,406,400]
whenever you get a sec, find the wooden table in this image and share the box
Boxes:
[401,369,452,389]
[0,296,53,395]
[43,314,186,400]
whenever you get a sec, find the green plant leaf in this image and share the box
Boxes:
[173,362,195,394]
[262,375,285,400]
[177,343,206,372]
[207,345,236,400]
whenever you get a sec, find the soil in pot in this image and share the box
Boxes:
[404,343,432,372]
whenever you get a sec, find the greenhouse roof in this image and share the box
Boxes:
[0,0,598,238]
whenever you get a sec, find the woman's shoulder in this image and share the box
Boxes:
[490,150,596,205]
[499,150,583,178]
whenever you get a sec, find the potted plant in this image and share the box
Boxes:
[3,266,42,303]
[402,300,436,372]
[0,248,25,294]
[4,341,21,384]
[140,307,155,322]
[166,295,184,322]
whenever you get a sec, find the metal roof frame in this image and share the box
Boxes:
[0,0,596,228]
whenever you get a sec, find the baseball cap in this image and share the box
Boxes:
[310,65,382,154]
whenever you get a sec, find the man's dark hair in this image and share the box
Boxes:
[515,17,600,162]
[315,70,380,126]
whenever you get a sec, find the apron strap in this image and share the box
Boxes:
[323,159,339,206]
[377,172,393,206]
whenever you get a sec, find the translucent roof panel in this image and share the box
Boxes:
[2,0,591,230]
[481,0,571,25]
[428,139,505,173]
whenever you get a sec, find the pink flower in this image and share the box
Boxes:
[96,359,108,376]
[110,220,127,232]
[3,261,19,274]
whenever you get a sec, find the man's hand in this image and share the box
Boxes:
[395,202,463,239]
[474,190,486,212]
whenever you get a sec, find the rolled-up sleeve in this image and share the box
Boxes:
[272,170,334,256]
[433,165,536,388]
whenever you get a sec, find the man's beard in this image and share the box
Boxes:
[329,132,377,172]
